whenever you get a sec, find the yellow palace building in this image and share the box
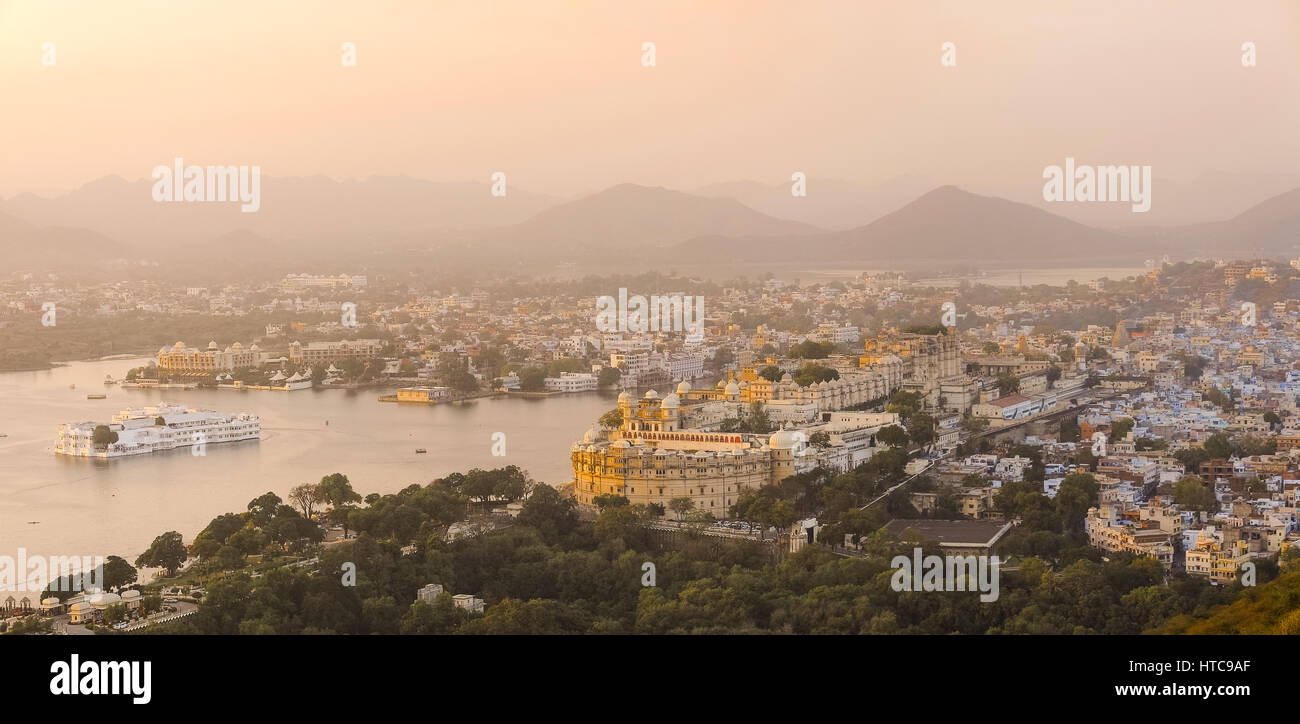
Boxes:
[570,378,901,515]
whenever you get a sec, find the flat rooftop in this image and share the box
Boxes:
[883,519,1013,547]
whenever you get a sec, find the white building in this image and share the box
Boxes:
[544,372,599,393]
[55,403,260,458]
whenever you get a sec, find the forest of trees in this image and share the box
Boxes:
[114,458,1272,635]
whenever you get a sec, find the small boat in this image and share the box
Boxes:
[87,393,106,399]
[415,448,427,454]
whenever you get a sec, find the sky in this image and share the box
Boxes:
[2,0,1298,200]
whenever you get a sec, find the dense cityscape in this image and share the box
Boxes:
[3,258,1300,636]
[5,0,1297,708]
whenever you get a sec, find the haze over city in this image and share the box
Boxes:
[5,3,1300,702]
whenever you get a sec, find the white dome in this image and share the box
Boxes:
[87,592,121,609]
[660,393,680,408]
[781,372,793,383]
[676,380,693,395]
[769,424,803,450]
[618,391,631,403]
[208,341,218,350]
[583,425,602,443]
[724,380,741,395]
[644,389,659,399]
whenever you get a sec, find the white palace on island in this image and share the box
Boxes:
[54,402,260,458]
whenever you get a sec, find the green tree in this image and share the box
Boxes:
[134,531,187,576]
[92,425,118,447]
[668,496,695,521]
[316,473,362,537]
[876,425,910,448]
[598,408,624,430]
[102,555,138,590]
[1204,433,1232,459]
[597,366,621,387]
[1173,475,1217,512]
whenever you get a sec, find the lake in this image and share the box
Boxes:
[0,357,616,561]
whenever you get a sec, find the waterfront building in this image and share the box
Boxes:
[157,340,262,372]
[288,339,383,365]
[55,402,260,458]
[544,372,599,393]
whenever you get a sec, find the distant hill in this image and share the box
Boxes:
[0,210,129,273]
[694,175,936,230]
[494,183,819,252]
[1,174,559,246]
[1124,184,1300,258]
[680,185,1139,264]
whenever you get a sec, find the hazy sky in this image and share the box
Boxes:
[2,0,1298,200]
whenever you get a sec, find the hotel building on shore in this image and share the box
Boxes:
[570,377,900,514]
[288,339,384,365]
[158,340,263,372]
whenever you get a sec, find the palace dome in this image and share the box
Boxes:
[660,393,679,409]
[644,389,659,399]
[676,380,692,395]
[724,380,741,396]
[769,424,803,450]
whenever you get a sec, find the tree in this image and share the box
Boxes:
[597,366,621,387]
[792,363,839,387]
[1055,473,1098,529]
[103,603,129,626]
[996,373,1020,395]
[758,365,783,382]
[788,340,833,359]
[740,400,772,433]
[876,425,910,448]
[1110,417,1135,440]
[668,496,695,521]
[247,491,282,524]
[289,483,320,521]
[92,425,118,447]
[982,342,1001,355]
[598,408,624,430]
[908,413,936,447]
[519,367,547,391]
[1204,386,1233,413]
[592,493,629,510]
[1046,365,1062,387]
[1204,433,1232,460]
[316,473,362,537]
[1173,475,1217,512]
[134,531,187,576]
[102,555,137,590]
[808,431,831,449]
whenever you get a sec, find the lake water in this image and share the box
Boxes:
[0,357,616,561]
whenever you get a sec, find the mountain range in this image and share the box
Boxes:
[4,174,1300,277]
